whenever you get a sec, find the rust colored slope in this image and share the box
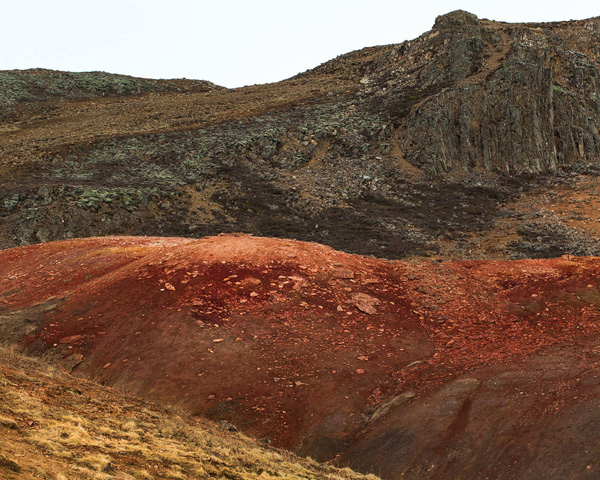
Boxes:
[0,346,378,480]
[1,235,600,469]
[0,235,425,460]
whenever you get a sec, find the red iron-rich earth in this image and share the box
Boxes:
[1,234,600,479]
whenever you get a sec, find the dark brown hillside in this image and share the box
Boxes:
[2,11,600,259]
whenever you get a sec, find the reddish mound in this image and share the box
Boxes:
[0,235,424,457]
[1,235,600,478]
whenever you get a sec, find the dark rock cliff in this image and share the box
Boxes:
[358,10,600,174]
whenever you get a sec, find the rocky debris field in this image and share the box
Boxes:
[1,234,600,478]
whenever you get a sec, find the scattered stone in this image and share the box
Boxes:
[404,360,424,369]
[332,268,355,279]
[352,292,381,314]
[289,276,307,290]
[59,334,84,344]
[240,277,262,287]
[213,338,224,343]
[368,391,417,423]
[164,282,175,291]
[219,420,238,432]
[62,353,84,373]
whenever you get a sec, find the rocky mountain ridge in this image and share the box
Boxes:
[1,11,600,260]
[0,68,221,121]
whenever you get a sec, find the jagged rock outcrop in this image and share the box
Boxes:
[359,10,600,174]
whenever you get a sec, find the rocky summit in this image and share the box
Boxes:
[2,11,600,260]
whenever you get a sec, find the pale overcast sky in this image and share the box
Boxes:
[2,1,598,88]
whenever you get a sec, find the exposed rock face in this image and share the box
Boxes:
[361,11,600,174]
[344,347,600,480]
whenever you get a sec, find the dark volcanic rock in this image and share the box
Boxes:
[364,12,600,174]
[342,346,600,480]
[2,12,600,259]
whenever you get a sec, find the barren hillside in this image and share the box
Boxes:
[0,345,377,480]
[2,11,600,260]
[2,235,600,478]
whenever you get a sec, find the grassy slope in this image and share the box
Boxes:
[0,346,378,480]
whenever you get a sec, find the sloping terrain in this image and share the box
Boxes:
[0,346,377,480]
[1,235,600,478]
[2,11,600,259]
[0,68,221,120]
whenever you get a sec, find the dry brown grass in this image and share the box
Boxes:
[0,345,379,480]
